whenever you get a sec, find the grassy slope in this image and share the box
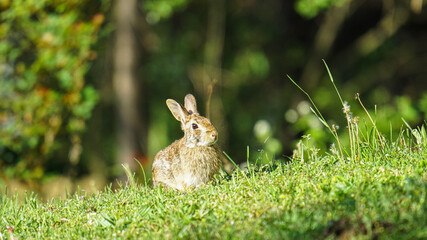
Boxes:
[1,132,427,239]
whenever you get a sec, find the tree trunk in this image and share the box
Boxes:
[113,0,143,179]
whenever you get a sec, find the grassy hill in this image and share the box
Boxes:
[1,123,427,239]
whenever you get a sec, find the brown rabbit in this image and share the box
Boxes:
[152,94,222,191]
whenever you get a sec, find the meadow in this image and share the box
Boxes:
[1,130,427,239]
[2,72,427,239]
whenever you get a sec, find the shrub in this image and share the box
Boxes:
[0,0,107,180]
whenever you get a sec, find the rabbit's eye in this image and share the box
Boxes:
[192,123,198,130]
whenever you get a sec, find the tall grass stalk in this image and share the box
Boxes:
[323,60,358,161]
[287,75,345,160]
[355,93,385,151]
[290,60,390,161]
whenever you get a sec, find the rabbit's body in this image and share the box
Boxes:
[153,140,221,190]
[152,94,222,191]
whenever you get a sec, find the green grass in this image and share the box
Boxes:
[2,65,427,239]
[1,129,427,239]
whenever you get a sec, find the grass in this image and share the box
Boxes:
[1,139,427,239]
[2,66,427,239]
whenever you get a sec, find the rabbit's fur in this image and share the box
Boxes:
[152,94,222,191]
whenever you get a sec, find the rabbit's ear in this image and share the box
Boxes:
[184,94,198,114]
[166,99,189,122]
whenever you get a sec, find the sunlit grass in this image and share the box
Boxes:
[2,66,427,239]
[1,134,427,239]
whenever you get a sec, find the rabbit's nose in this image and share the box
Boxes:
[211,134,217,141]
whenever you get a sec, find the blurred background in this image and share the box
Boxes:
[1,0,427,199]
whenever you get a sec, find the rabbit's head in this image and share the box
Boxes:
[166,94,218,147]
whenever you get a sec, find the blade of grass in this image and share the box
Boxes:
[122,164,136,188]
[355,93,385,151]
[287,75,334,136]
[134,158,148,187]
[287,74,344,160]
[402,118,423,146]
[323,60,344,105]
[223,151,249,181]
[323,60,356,160]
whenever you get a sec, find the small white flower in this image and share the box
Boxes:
[342,101,351,114]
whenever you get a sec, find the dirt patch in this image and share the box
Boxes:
[322,216,393,240]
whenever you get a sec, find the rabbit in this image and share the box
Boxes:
[152,93,223,191]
